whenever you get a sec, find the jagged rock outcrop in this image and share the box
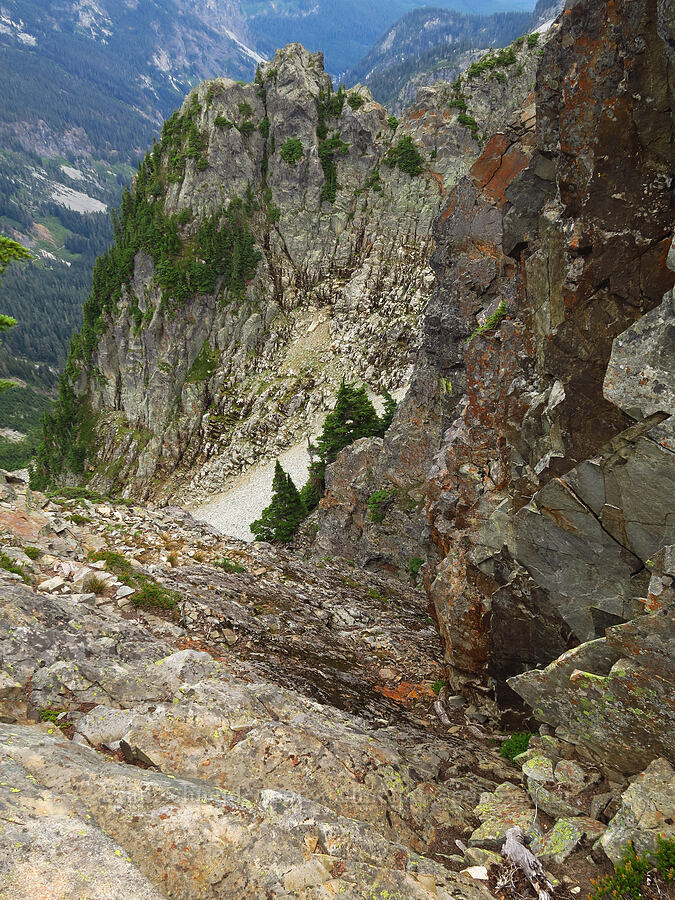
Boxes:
[314,0,674,717]
[39,38,544,504]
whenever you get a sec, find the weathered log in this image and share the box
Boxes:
[501,826,553,900]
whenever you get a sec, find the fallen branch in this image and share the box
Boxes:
[501,826,553,900]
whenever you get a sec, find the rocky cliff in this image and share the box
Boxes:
[36,36,545,503]
[314,0,674,713]
[5,0,675,893]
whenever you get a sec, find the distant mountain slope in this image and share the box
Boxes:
[242,0,536,74]
[0,0,261,466]
[346,0,563,111]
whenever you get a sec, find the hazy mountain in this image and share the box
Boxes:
[345,0,563,110]
[241,0,536,74]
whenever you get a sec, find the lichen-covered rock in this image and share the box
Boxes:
[469,782,540,851]
[0,723,488,900]
[600,759,675,864]
[532,817,605,864]
[509,606,675,775]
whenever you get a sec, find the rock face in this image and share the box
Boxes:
[41,38,544,504]
[0,479,524,898]
[314,0,674,714]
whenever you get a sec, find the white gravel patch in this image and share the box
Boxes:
[51,183,107,214]
[191,439,313,542]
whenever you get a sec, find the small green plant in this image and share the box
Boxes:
[132,577,179,611]
[347,93,365,110]
[431,679,446,695]
[655,835,675,882]
[84,574,108,595]
[279,137,304,165]
[237,120,256,136]
[466,301,508,343]
[24,546,41,561]
[368,587,388,603]
[409,556,424,578]
[0,551,30,584]
[216,557,246,574]
[214,114,234,129]
[387,115,399,130]
[368,489,394,524]
[499,731,532,761]
[527,32,539,47]
[238,101,253,118]
[39,707,73,729]
[448,98,467,111]
[69,513,91,525]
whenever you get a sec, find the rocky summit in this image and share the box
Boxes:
[3,0,675,897]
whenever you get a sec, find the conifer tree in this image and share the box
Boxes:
[378,387,397,436]
[251,461,306,543]
[315,381,381,465]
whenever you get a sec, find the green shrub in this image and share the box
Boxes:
[238,101,253,118]
[527,32,539,47]
[589,840,675,900]
[368,489,394,524]
[88,550,178,610]
[216,557,246,574]
[0,551,30,584]
[458,113,479,140]
[385,135,424,177]
[409,556,424,577]
[214,115,234,129]
[318,134,349,202]
[431,679,445,695]
[448,98,467,111]
[655,835,675,882]
[186,342,219,384]
[237,120,255,136]
[466,300,508,342]
[258,117,270,138]
[69,513,91,525]
[132,576,179,611]
[39,708,73,728]
[279,137,304,165]
[387,115,399,130]
[467,44,517,79]
[24,546,41,560]
[347,93,365,110]
[499,731,531,761]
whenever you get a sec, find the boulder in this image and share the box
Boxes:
[600,758,675,863]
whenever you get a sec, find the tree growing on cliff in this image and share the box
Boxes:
[251,461,306,543]
[300,381,397,515]
[315,381,382,465]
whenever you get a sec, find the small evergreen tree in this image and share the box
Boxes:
[378,388,397,435]
[251,461,306,543]
[315,381,381,465]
